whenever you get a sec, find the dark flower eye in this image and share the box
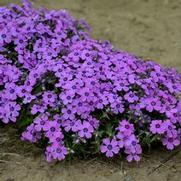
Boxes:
[151,101,156,106]
[130,94,134,98]
[78,102,82,107]
[67,96,71,100]
[67,110,71,114]
[83,128,88,132]
[22,89,26,93]
[155,124,160,128]
[125,125,129,129]
[56,148,62,153]
[10,107,14,111]
[70,122,74,126]
[85,53,90,57]
[107,145,112,150]
[40,121,45,125]
[34,73,38,78]
[1,34,6,38]
[56,137,61,142]
[131,141,137,146]
[168,138,173,142]
[50,127,56,132]
[47,94,52,98]
[10,89,15,93]
[72,85,76,89]
[19,39,24,43]
[91,81,95,85]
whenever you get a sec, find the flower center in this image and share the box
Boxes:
[56,148,62,153]
[78,102,82,107]
[67,96,71,100]
[47,94,52,98]
[72,85,76,89]
[50,127,55,132]
[2,34,6,38]
[40,121,45,125]
[56,137,61,142]
[107,144,113,150]
[168,138,173,142]
[83,128,88,133]
[10,89,15,94]
[130,94,134,98]
[132,141,137,146]
[85,92,89,96]
[67,110,71,114]
[156,124,160,128]
[22,89,26,93]
[85,53,90,57]
[70,122,75,126]
[151,101,156,106]
[125,125,130,129]
[10,107,14,111]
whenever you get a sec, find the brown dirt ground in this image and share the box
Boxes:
[0,0,181,181]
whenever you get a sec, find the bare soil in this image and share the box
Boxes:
[0,0,181,181]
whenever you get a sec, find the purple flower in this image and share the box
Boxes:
[162,135,180,150]
[100,138,120,157]
[42,91,57,106]
[4,83,17,100]
[44,121,60,139]
[46,144,68,161]
[2,102,21,123]
[124,91,139,103]
[61,105,76,120]
[110,101,125,114]
[78,121,94,139]
[60,92,74,105]
[31,104,47,115]
[34,114,49,132]
[163,120,177,137]
[17,85,32,98]
[48,131,64,146]
[88,116,100,129]
[23,94,36,104]
[126,153,141,162]
[21,124,42,143]
[63,119,81,132]
[140,97,162,112]
[117,120,134,136]
[150,120,165,134]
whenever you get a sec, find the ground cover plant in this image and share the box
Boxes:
[0,0,181,163]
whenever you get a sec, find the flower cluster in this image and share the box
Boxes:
[0,0,181,162]
[101,120,142,162]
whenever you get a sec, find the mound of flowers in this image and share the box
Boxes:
[0,0,181,162]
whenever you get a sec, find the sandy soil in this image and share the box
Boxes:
[0,0,181,181]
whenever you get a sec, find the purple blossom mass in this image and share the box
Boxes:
[0,0,181,162]
[150,120,165,134]
[100,138,120,157]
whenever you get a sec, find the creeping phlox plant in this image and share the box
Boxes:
[0,0,181,162]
